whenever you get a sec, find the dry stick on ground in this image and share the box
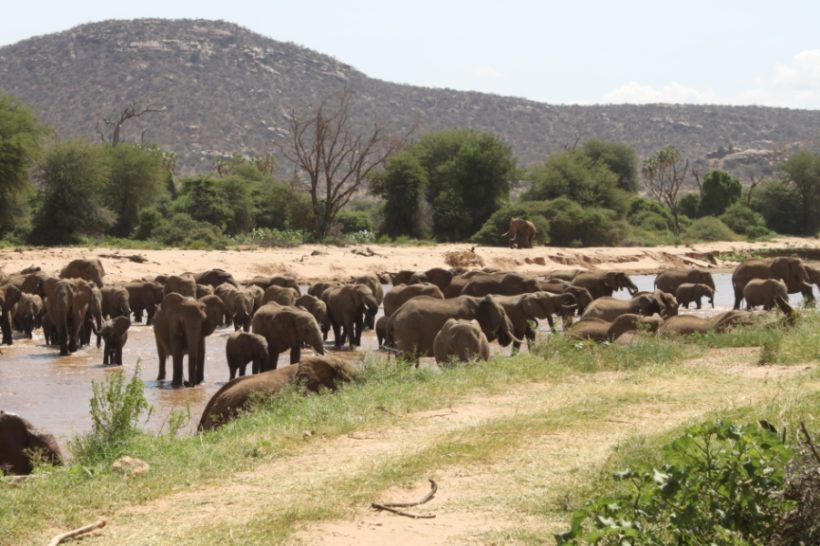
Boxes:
[47,520,106,546]
[799,421,820,465]
[371,479,438,519]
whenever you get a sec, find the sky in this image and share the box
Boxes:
[2,0,820,110]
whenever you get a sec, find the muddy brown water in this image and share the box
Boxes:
[0,275,807,442]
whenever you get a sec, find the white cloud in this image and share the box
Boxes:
[474,66,501,80]
[774,49,820,87]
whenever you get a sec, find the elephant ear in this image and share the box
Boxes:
[476,296,503,340]
[520,294,544,319]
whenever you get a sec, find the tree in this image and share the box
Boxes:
[750,180,802,234]
[0,94,46,234]
[580,139,638,192]
[642,146,690,234]
[282,90,405,239]
[369,152,429,238]
[525,148,629,214]
[778,150,820,234]
[105,144,167,236]
[698,170,741,217]
[97,102,164,146]
[31,140,113,243]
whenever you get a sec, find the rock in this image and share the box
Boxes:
[112,456,150,478]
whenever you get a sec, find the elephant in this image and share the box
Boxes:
[308,281,339,299]
[163,274,197,299]
[251,302,326,370]
[11,269,50,297]
[806,264,820,288]
[198,295,226,331]
[82,284,103,348]
[565,317,612,342]
[547,269,584,282]
[390,270,416,286]
[0,411,63,475]
[195,268,237,288]
[389,295,521,359]
[743,279,788,311]
[606,313,664,342]
[572,271,639,300]
[225,331,269,379]
[12,293,43,338]
[0,283,22,345]
[324,284,379,348]
[654,268,715,295]
[248,275,301,295]
[245,284,265,312]
[433,319,490,364]
[383,283,445,317]
[442,270,488,298]
[538,281,594,315]
[295,294,328,329]
[375,315,390,347]
[101,285,131,319]
[408,267,454,292]
[502,217,536,249]
[228,288,256,332]
[92,316,131,366]
[581,294,661,322]
[659,311,753,336]
[153,293,216,387]
[214,284,238,327]
[45,279,74,355]
[261,285,299,306]
[59,258,105,288]
[125,280,164,324]
[731,257,813,309]
[196,283,214,299]
[493,291,576,350]
[198,356,355,431]
[461,273,540,298]
[675,283,715,309]
[352,274,384,329]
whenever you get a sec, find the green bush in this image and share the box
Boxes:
[70,367,151,464]
[557,420,794,545]
[231,227,305,247]
[678,192,701,219]
[720,202,772,239]
[152,212,228,249]
[685,216,738,241]
[335,210,374,234]
[133,207,166,240]
[750,180,803,235]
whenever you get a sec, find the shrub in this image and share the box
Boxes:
[684,216,737,241]
[133,207,166,240]
[678,192,701,219]
[720,202,772,239]
[557,420,795,545]
[231,227,305,247]
[70,366,151,464]
[152,212,228,249]
[335,210,374,234]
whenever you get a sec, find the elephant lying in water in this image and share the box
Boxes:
[198,356,355,431]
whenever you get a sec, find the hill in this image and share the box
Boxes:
[2,18,820,175]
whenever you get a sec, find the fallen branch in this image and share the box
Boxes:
[799,421,820,465]
[371,479,438,519]
[47,519,106,546]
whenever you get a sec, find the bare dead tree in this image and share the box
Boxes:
[642,146,690,234]
[744,174,761,207]
[280,89,408,239]
[97,102,164,146]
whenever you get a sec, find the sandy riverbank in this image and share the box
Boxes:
[1,237,818,283]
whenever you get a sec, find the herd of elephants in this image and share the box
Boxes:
[2,254,819,475]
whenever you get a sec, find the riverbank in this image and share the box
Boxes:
[2,237,819,283]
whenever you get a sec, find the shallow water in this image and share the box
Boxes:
[0,275,807,441]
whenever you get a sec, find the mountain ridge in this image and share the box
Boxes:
[1,18,819,174]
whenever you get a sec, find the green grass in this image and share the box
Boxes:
[1,315,818,544]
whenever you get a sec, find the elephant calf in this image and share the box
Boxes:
[93,316,131,366]
[0,411,63,475]
[226,331,269,379]
[675,283,715,309]
[743,279,788,311]
[433,319,489,365]
[198,356,355,431]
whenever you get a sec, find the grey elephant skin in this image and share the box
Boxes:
[59,258,105,288]
[251,302,325,370]
[731,257,813,309]
[0,411,63,475]
[225,331,269,379]
[198,356,354,431]
[743,279,787,310]
[153,293,216,387]
[654,268,715,294]
[93,316,131,365]
[323,284,379,348]
[502,217,536,248]
[433,319,490,364]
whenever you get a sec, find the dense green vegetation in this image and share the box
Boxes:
[1,91,819,248]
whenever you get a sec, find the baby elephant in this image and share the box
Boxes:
[226,331,269,379]
[743,279,787,310]
[94,316,131,366]
[675,283,715,309]
[433,318,490,365]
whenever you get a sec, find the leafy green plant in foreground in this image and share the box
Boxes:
[557,420,794,545]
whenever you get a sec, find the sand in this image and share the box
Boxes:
[1,237,818,284]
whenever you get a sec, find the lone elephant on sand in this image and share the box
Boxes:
[502,218,536,249]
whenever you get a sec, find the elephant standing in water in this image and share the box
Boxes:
[731,257,813,309]
[503,217,536,248]
[153,293,216,387]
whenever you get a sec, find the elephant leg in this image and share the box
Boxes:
[332,320,343,348]
[146,306,156,326]
[352,317,362,347]
[1,312,12,345]
[696,299,701,309]
[171,353,186,387]
[156,342,167,380]
[732,286,743,310]
[133,307,143,323]
[290,344,301,365]
[267,347,279,371]
[195,337,206,385]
